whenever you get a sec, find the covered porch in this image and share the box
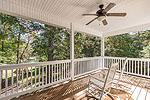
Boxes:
[0,0,150,100]
[0,57,150,100]
[16,71,150,100]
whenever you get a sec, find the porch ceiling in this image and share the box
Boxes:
[0,0,150,37]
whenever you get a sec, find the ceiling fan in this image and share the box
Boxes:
[82,3,127,26]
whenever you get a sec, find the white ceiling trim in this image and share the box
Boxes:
[104,23,150,37]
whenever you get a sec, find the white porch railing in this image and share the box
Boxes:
[74,57,102,77]
[0,60,71,100]
[104,56,150,78]
[0,57,101,100]
[0,56,150,99]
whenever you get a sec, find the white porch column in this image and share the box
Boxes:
[101,37,105,68]
[70,23,74,80]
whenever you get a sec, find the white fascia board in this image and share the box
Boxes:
[103,23,150,37]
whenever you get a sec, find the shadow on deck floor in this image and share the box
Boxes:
[12,72,150,100]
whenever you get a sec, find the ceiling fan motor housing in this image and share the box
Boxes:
[99,4,104,9]
[96,10,105,16]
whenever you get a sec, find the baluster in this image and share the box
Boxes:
[49,65,51,83]
[54,64,56,81]
[5,70,8,96]
[56,64,58,81]
[58,64,60,80]
[93,60,95,70]
[119,59,121,71]
[98,59,99,69]
[126,60,128,72]
[65,63,67,79]
[141,61,143,75]
[81,61,83,73]
[144,61,146,76]
[79,62,80,74]
[138,61,139,74]
[31,67,33,88]
[129,60,131,73]
[106,58,108,68]
[60,64,62,80]
[0,70,1,96]
[11,69,14,93]
[22,69,24,91]
[135,60,136,74]
[26,68,28,90]
[39,66,40,86]
[63,63,64,79]
[68,63,70,77]
[66,63,67,78]
[87,61,89,71]
[132,60,133,73]
[17,69,19,92]
[42,66,44,85]
[61,64,63,80]
[140,61,141,74]
[35,67,37,87]
[77,61,80,75]
[121,59,123,71]
[52,65,54,82]
[46,65,47,84]
[92,60,94,70]
[148,61,150,76]
[84,61,85,73]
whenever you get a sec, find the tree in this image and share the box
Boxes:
[32,25,70,61]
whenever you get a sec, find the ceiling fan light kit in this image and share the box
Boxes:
[97,16,106,21]
[82,3,127,26]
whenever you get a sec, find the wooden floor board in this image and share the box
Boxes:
[12,72,150,100]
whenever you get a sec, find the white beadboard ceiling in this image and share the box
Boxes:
[0,0,150,37]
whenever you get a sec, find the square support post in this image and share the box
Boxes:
[70,23,74,80]
[101,37,105,68]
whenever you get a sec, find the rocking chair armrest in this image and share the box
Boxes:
[99,71,106,75]
[89,75,105,83]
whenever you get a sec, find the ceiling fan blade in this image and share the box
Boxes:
[102,19,108,25]
[102,3,116,13]
[82,14,97,16]
[86,16,99,25]
[107,13,127,16]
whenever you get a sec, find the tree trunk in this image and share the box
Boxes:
[16,32,21,79]
[47,39,53,83]
[20,37,30,63]
[16,32,21,64]
[1,41,4,52]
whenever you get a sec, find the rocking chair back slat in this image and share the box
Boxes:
[88,63,119,100]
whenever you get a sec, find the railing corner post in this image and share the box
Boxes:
[70,23,74,81]
[101,36,105,68]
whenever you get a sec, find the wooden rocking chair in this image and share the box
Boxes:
[87,63,119,100]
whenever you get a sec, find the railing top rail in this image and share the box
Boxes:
[74,56,101,62]
[127,58,150,61]
[104,56,150,61]
[0,59,71,70]
[104,56,126,60]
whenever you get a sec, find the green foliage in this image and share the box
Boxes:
[1,13,150,65]
[105,31,150,58]
[32,25,70,61]
[74,32,100,58]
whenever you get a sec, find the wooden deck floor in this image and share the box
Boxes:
[12,72,150,100]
